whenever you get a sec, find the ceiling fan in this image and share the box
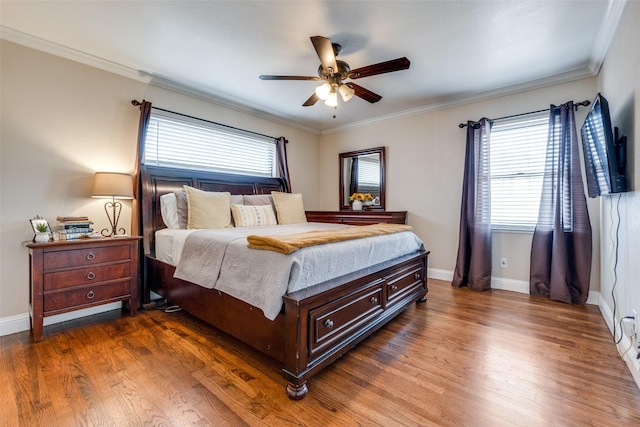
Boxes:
[259,36,410,107]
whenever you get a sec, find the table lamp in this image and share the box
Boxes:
[92,172,134,236]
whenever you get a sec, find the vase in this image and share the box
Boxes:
[352,200,363,211]
[34,232,50,243]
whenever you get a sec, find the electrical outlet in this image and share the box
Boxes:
[500,258,508,268]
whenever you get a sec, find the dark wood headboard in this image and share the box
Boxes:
[139,164,287,257]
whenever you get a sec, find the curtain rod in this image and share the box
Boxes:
[131,99,280,141]
[458,99,591,128]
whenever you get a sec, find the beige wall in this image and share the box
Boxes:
[597,1,640,330]
[318,78,600,292]
[0,40,320,325]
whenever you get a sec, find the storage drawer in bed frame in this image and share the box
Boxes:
[282,251,428,397]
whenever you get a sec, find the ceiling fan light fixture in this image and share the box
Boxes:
[324,91,338,107]
[339,84,355,102]
[315,82,331,100]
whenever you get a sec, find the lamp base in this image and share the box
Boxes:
[101,199,126,237]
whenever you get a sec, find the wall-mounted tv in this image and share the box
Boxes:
[580,93,628,197]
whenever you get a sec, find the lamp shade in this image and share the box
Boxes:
[92,172,134,199]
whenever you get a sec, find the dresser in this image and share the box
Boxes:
[26,236,141,342]
[305,210,407,225]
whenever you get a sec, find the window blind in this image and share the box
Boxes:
[143,109,276,177]
[490,111,549,230]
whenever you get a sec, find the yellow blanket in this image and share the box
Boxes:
[247,223,413,254]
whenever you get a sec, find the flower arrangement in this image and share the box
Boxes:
[349,193,374,202]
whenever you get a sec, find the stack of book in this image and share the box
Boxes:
[57,216,94,240]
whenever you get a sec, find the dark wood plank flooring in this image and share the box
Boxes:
[2,279,640,426]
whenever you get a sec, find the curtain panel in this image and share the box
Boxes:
[530,102,592,303]
[452,119,493,292]
[132,100,152,237]
[275,137,292,192]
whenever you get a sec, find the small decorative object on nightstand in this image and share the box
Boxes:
[25,236,141,342]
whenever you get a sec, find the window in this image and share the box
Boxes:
[143,109,276,177]
[489,111,549,231]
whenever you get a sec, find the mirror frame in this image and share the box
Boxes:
[339,146,386,211]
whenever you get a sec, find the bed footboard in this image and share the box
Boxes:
[282,250,429,399]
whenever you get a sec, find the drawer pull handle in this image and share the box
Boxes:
[87,291,95,299]
[87,272,96,280]
[414,272,421,280]
[390,285,398,292]
[86,252,96,261]
[370,296,379,304]
[324,319,334,329]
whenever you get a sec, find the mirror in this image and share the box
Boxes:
[339,147,386,210]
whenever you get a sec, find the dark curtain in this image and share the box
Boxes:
[349,157,359,195]
[530,102,592,303]
[275,137,292,192]
[452,119,492,292]
[132,100,152,238]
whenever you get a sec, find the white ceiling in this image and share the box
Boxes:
[0,1,625,134]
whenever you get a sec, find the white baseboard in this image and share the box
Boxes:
[599,297,640,389]
[0,302,121,337]
[427,268,599,305]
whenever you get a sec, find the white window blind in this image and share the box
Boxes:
[143,109,276,177]
[358,155,381,187]
[490,111,549,230]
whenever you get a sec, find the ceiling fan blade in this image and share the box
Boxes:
[259,75,320,81]
[310,36,338,74]
[347,57,410,79]
[349,83,382,103]
[302,93,320,107]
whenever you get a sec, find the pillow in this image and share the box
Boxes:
[243,194,273,206]
[231,204,277,227]
[230,194,244,205]
[271,191,307,225]
[173,189,189,229]
[160,193,180,229]
[183,185,232,229]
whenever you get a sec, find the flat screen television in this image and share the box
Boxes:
[580,93,627,197]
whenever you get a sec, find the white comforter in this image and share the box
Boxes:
[169,223,425,320]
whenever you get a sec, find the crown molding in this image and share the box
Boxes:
[319,68,596,135]
[588,0,627,75]
[1,26,321,136]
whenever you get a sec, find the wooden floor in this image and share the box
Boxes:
[2,279,640,426]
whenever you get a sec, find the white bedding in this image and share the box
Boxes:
[157,223,425,320]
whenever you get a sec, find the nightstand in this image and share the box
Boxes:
[26,236,141,342]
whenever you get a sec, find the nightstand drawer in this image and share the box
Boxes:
[44,281,131,312]
[43,245,131,270]
[43,262,131,291]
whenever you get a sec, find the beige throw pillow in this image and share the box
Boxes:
[231,204,277,227]
[183,185,232,229]
[271,191,307,225]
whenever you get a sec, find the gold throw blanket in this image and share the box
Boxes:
[247,223,413,254]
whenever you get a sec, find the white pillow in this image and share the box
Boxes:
[160,193,180,229]
[271,192,307,225]
[231,204,277,227]
[183,185,232,229]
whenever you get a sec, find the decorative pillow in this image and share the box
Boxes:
[173,189,189,229]
[160,193,180,229]
[231,204,277,228]
[271,191,307,225]
[183,185,232,229]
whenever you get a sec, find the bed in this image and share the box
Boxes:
[140,164,429,399]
